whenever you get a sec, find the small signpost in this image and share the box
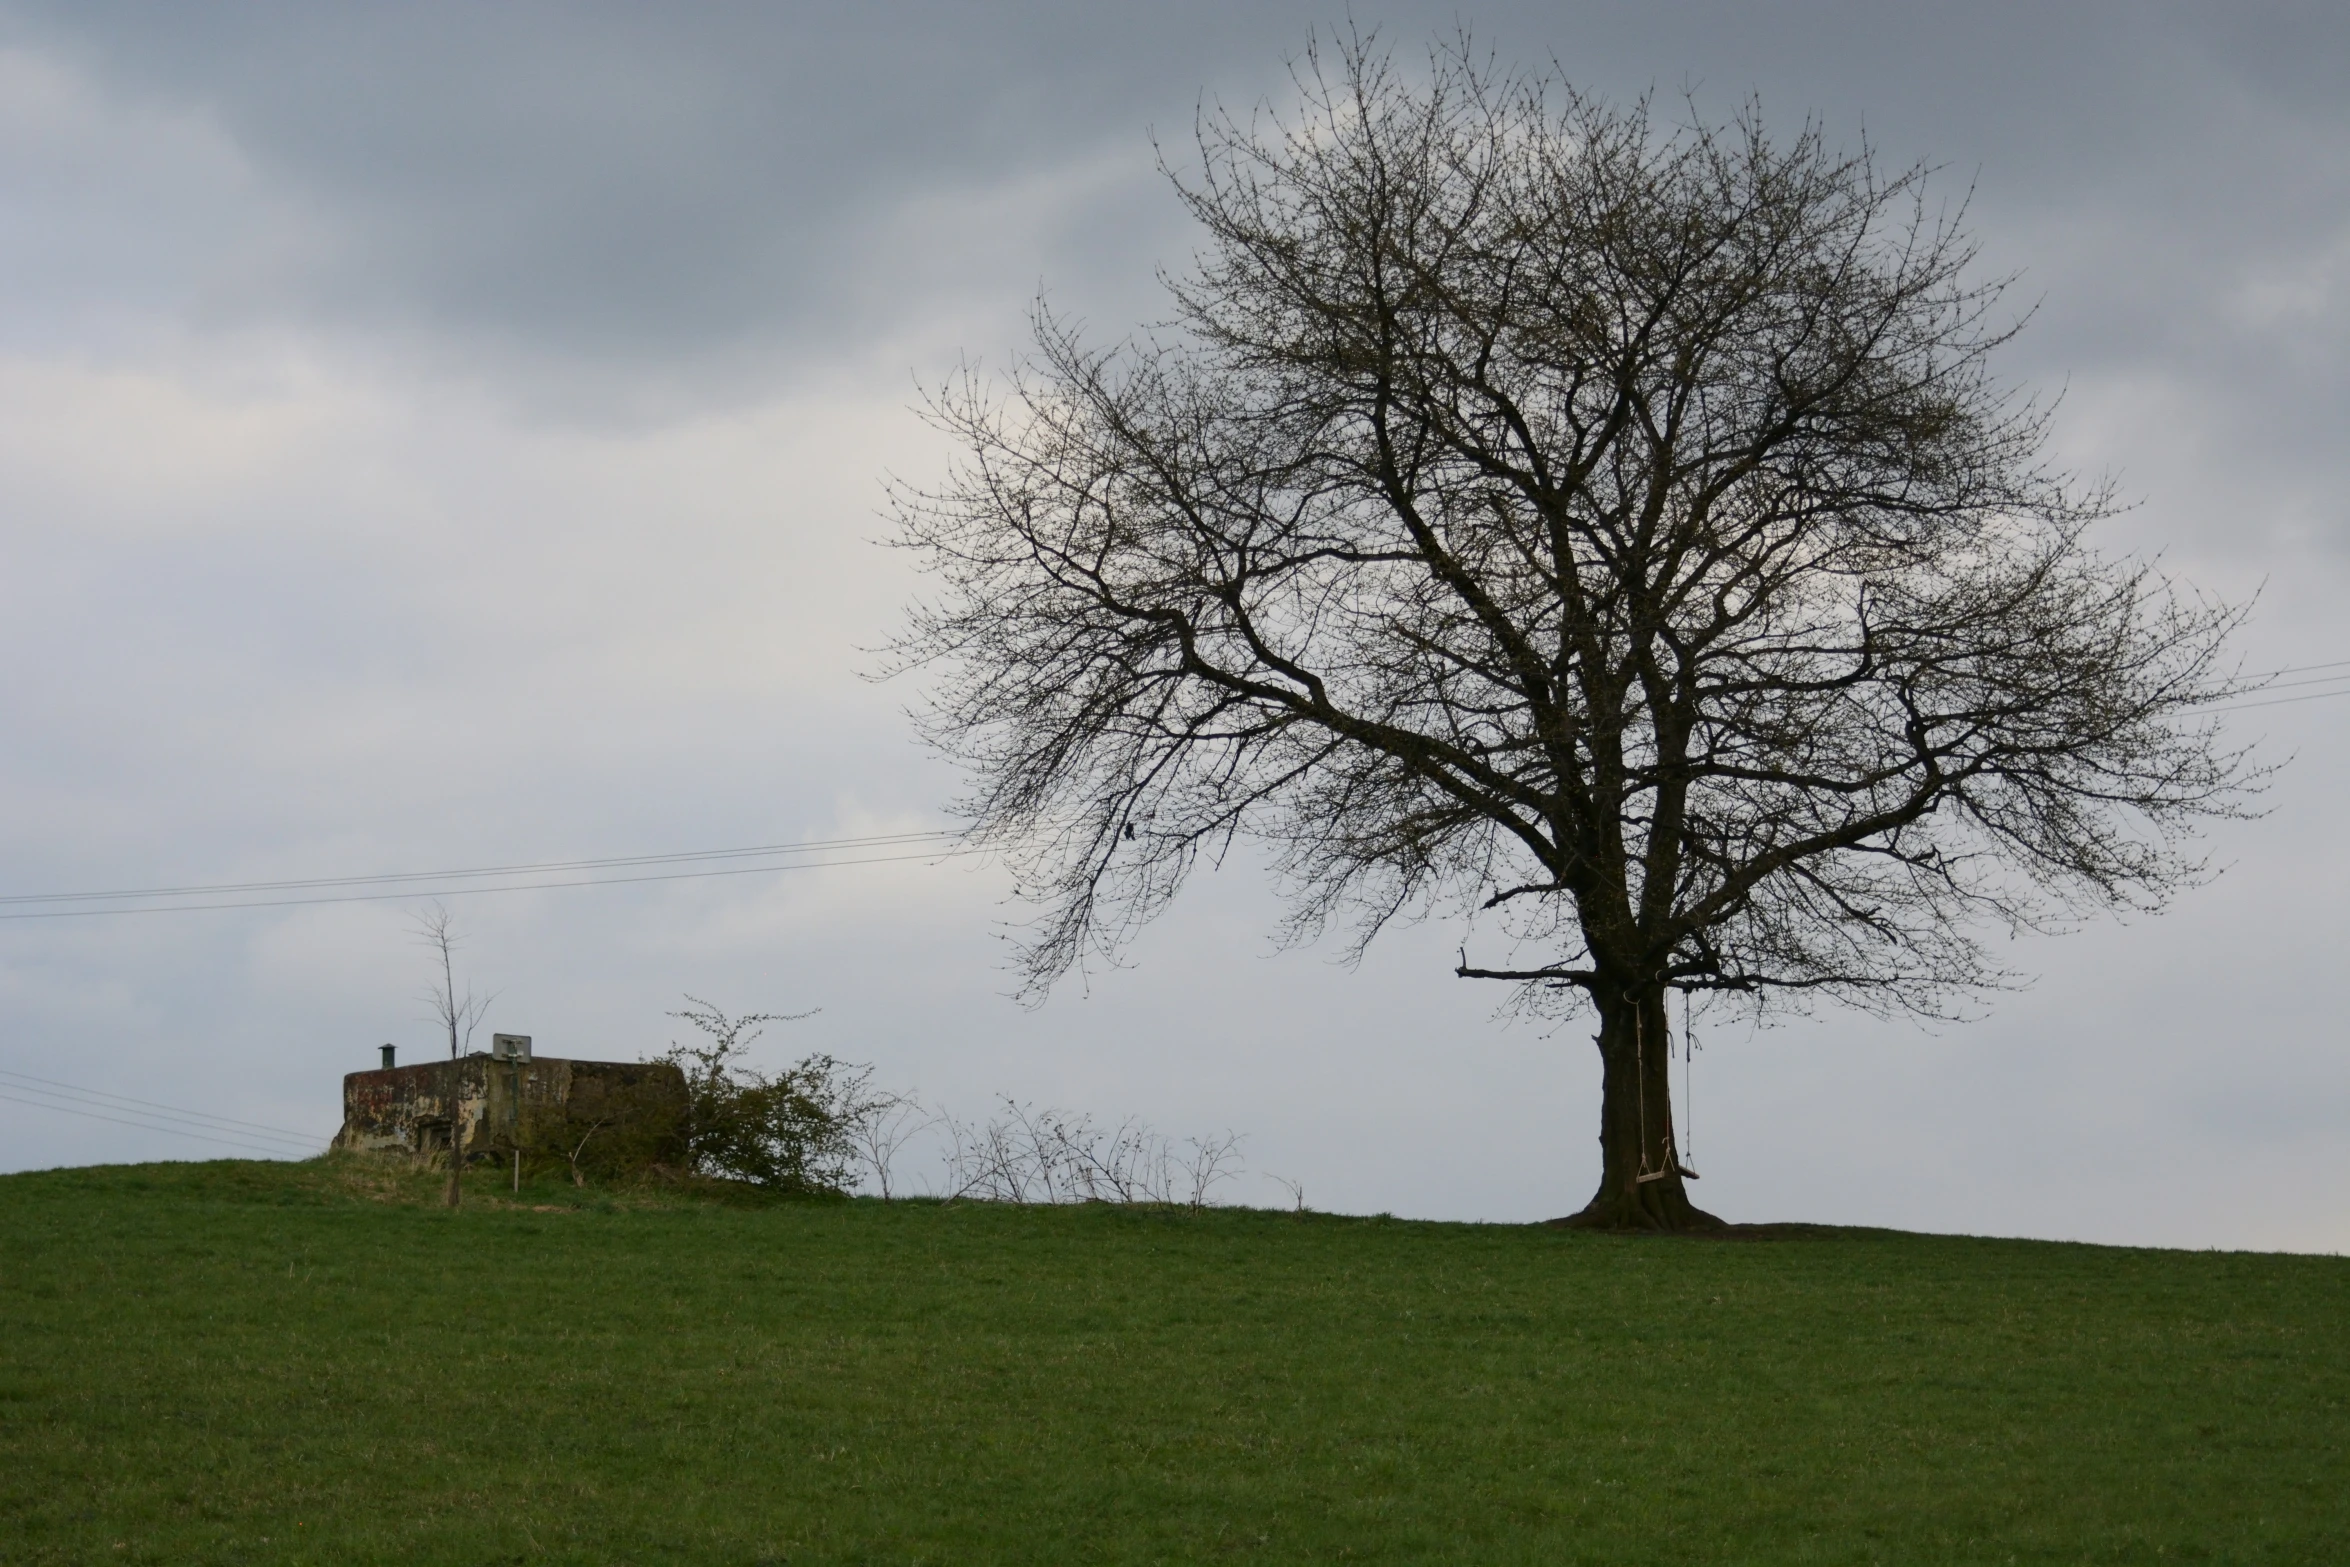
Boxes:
[491,1035,532,1191]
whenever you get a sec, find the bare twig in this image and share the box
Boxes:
[412,902,493,1210]
[566,1118,608,1188]
[1264,1173,1307,1216]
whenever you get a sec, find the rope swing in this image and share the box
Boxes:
[1682,989,1700,1181]
[1633,997,1701,1185]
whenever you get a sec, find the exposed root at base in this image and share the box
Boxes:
[1544,1193,1728,1234]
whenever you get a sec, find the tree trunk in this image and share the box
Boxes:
[1555,988,1722,1232]
[443,1054,464,1211]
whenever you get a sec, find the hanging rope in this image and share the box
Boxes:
[1634,1002,1660,1182]
[1679,990,1700,1181]
[1632,1003,1670,1184]
[1634,993,1701,1186]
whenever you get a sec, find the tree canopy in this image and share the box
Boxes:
[890,38,2254,1228]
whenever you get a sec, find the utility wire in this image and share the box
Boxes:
[0,828,962,907]
[2202,657,2350,713]
[0,1091,319,1158]
[0,1066,323,1146]
[2236,672,2350,695]
[2207,687,2350,713]
[2,656,2344,924]
[0,842,986,922]
[2253,658,2350,677]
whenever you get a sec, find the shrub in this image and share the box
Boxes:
[661,997,883,1195]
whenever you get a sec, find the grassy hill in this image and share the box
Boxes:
[1,1158,2343,1565]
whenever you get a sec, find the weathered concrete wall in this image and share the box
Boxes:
[336,1055,688,1171]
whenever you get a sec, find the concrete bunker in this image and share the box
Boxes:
[335,1040,689,1179]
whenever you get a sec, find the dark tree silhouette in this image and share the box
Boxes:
[890,38,2255,1229]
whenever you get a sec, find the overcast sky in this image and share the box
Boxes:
[1,2,2344,1250]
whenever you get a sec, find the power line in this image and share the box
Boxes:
[0,839,986,922]
[2254,658,2350,678]
[0,1091,319,1158]
[2208,686,2350,714]
[2199,657,2350,713]
[2238,672,2350,696]
[0,1066,323,1146]
[0,828,962,907]
[2152,656,2350,716]
[0,655,2340,927]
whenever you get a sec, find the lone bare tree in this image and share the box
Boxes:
[890,38,2255,1229]
[414,902,492,1210]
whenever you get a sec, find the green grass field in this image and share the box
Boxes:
[0,1158,2343,1565]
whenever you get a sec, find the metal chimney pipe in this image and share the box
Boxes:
[381,1043,397,1070]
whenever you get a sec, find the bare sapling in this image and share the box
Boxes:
[565,1118,608,1189]
[844,1090,927,1201]
[930,1098,1246,1209]
[1180,1133,1246,1211]
[412,902,492,1210]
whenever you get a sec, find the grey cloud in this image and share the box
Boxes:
[9,3,2346,400]
[0,2,1309,394]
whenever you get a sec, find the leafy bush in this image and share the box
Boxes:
[661,997,887,1195]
